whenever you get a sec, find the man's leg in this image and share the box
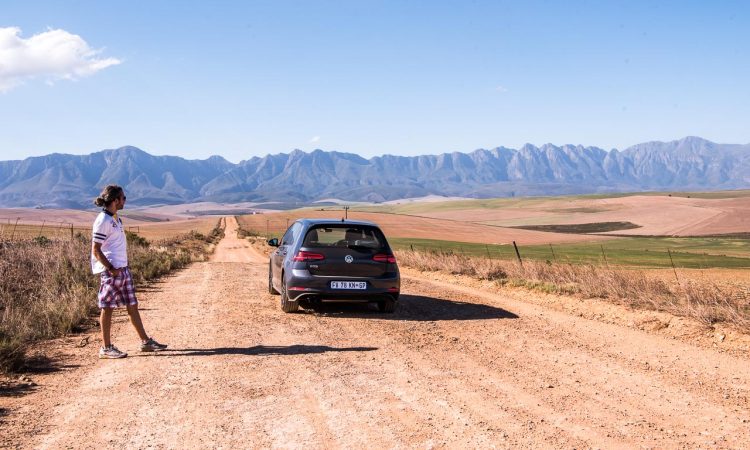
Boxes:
[126,304,149,341]
[100,308,113,347]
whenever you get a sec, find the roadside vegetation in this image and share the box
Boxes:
[398,249,750,332]
[0,219,224,371]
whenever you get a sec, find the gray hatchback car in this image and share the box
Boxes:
[268,219,400,313]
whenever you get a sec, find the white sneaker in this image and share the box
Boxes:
[99,345,127,359]
[140,337,168,352]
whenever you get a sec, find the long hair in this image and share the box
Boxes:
[94,185,124,207]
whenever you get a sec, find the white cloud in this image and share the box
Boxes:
[0,27,121,93]
[494,85,508,93]
[309,136,321,143]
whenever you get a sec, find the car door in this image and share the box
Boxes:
[274,222,302,283]
[271,225,292,286]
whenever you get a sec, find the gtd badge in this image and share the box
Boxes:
[344,255,354,263]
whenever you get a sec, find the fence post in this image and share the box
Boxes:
[600,245,609,266]
[70,223,74,240]
[667,249,680,284]
[10,217,19,240]
[549,244,556,262]
[512,241,523,266]
[410,244,414,252]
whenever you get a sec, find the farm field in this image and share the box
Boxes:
[235,209,611,246]
[0,208,219,242]
[353,191,750,237]
[236,190,750,272]
[130,217,221,241]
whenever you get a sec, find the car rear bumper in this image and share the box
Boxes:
[285,269,400,302]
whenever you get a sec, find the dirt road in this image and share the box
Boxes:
[2,217,749,448]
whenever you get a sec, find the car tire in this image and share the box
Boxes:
[280,276,299,313]
[268,265,279,295]
[378,298,397,313]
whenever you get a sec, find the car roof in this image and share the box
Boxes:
[297,218,380,227]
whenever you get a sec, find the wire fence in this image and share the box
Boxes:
[0,217,218,241]
[0,218,81,241]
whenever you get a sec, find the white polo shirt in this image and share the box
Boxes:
[91,210,128,274]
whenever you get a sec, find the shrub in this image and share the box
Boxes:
[125,231,149,248]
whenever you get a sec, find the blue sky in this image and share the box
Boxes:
[1,1,748,162]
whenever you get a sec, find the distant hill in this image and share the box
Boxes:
[0,137,748,208]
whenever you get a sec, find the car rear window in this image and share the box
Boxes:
[302,225,387,249]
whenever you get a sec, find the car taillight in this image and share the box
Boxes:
[373,253,397,263]
[293,251,325,262]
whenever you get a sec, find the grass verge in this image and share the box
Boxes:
[0,219,224,372]
[397,250,750,332]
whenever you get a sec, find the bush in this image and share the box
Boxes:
[125,231,149,248]
[32,236,52,246]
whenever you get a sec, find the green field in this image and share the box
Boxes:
[389,236,750,269]
[512,221,641,234]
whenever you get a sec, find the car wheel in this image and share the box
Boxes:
[268,265,279,295]
[280,276,299,313]
[378,298,397,313]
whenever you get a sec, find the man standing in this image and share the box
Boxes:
[91,184,167,359]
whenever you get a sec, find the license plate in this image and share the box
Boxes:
[331,281,367,290]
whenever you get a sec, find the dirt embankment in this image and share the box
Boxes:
[2,216,749,448]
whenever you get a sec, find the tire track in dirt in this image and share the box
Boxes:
[397,273,750,447]
[3,216,749,449]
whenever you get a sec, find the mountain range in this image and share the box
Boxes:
[0,136,748,209]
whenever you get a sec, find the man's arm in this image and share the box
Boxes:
[92,242,120,276]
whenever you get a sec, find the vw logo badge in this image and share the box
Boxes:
[344,255,354,263]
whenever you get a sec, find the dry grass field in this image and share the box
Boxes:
[365,192,750,237]
[236,209,611,245]
[0,208,219,242]
[131,217,221,241]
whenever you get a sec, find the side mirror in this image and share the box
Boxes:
[267,238,279,247]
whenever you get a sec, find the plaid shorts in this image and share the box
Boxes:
[98,267,138,309]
